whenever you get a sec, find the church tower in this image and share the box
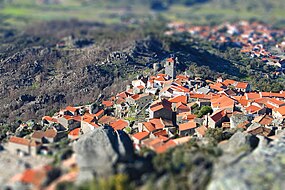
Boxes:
[164,56,177,79]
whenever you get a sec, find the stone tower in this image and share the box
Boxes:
[164,56,177,79]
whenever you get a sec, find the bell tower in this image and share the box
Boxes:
[164,56,177,79]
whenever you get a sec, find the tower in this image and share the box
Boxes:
[164,56,177,79]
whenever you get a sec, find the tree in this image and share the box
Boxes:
[197,106,213,118]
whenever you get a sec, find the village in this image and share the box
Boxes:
[2,54,285,188]
[166,21,285,70]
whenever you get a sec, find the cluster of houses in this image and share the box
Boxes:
[166,21,285,69]
[5,57,285,157]
[3,57,285,189]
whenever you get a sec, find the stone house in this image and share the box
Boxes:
[149,99,174,121]
[6,136,41,156]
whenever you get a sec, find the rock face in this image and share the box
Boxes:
[208,133,285,190]
[74,126,134,183]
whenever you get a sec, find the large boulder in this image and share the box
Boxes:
[74,126,134,183]
[207,133,285,190]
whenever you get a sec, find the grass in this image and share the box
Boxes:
[1,0,285,29]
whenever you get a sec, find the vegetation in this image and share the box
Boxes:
[196,106,213,118]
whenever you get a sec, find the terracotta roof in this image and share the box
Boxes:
[167,57,175,63]
[69,128,80,136]
[155,140,176,154]
[211,95,235,110]
[132,131,150,141]
[21,166,50,187]
[210,109,226,122]
[44,129,57,138]
[195,125,207,136]
[150,99,172,112]
[9,136,41,147]
[253,115,273,125]
[274,106,285,116]
[65,106,78,113]
[245,93,261,100]
[245,105,262,114]
[149,118,165,130]
[176,102,190,112]
[98,115,117,125]
[152,129,168,137]
[223,79,236,86]
[31,131,44,139]
[169,95,187,104]
[179,121,197,131]
[235,82,248,89]
[267,98,285,107]
[110,119,128,130]
[116,91,132,99]
[131,94,140,100]
[142,122,156,132]
[102,101,114,107]
[42,116,57,123]
[136,85,145,90]
[247,127,272,137]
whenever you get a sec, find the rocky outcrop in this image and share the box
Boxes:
[74,126,134,184]
[208,133,285,190]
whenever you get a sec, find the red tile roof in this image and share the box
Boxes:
[235,82,248,89]
[179,121,197,131]
[150,99,172,112]
[274,106,285,116]
[132,131,150,141]
[110,119,128,130]
[69,128,80,136]
[142,122,156,132]
[102,101,114,107]
[65,106,78,113]
[210,109,226,122]
[42,116,58,123]
[168,95,187,104]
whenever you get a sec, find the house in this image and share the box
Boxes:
[138,122,157,133]
[149,99,174,121]
[272,106,285,119]
[102,101,114,109]
[195,125,207,138]
[267,98,285,109]
[44,128,67,143]
[245,104,266,116]
[68,128,81,140]
[56,115,81,129]
[81,114,99,134]
[154,140,176,154]
[42,116,58,126]
[131,131,150,144]
[126,93,153,112]
[207,109,228,128]
[63,106,80,116]
[132,78,147,88]
[110,119,129,131]
[247,126,273,137]
[211,95,235,112]
[253,114,274,127]
[169,95,188,104]
[11,165,53,190]
[179,121,197,136]
[98,115,117,125]
[6,136,41,156]
[235,82,251,92]
[175,102,191,114]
